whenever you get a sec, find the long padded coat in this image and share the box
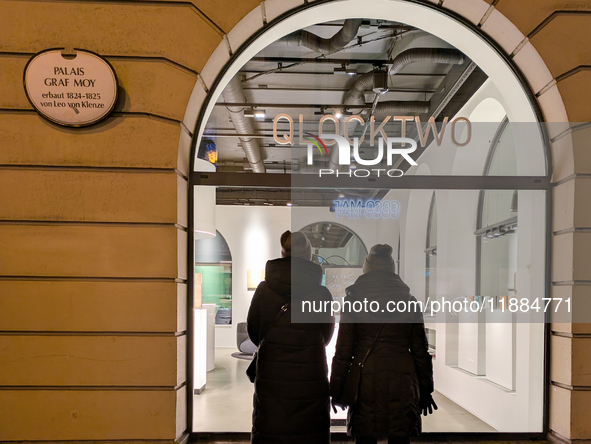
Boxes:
[329,271,433,438]
[247,256,335,444]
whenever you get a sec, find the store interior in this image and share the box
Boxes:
[190,8,548,435]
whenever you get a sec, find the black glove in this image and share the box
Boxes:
[419,392,438,416]
[331,398,346,414]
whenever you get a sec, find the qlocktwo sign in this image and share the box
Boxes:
[24,48,118,127]
[273,113,472,177]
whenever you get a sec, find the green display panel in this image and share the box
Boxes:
[195,264,232,325]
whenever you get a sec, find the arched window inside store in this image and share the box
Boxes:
[300,222,367,322]
[476,117,516,300]
[474,117,518,390]
[300,222,367,266]
[194,230,233,325]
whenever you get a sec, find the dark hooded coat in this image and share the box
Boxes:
[247,256,335,444]
[329,271,433,438]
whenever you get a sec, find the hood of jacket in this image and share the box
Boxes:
[264,256,323,296]
[345,271,416,322]
[346,270,410,295]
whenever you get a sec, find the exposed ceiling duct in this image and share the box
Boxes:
[344,48,466,107]
[282,19,363,54]
[213,20,472,186]
[373,100,430,116]
[222,76,266,173]
[326,48,466,169]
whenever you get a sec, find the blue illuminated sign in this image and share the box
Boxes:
[333,199,400,220]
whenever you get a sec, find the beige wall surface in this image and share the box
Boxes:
[0,0,589,443]
[0,0,195,442]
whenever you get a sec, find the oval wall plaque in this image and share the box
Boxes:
[24,49,118,127]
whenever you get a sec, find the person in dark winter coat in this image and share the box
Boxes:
[330,244,436,444]
[247,230,335,444]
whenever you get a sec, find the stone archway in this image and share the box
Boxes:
[184,1,587,442]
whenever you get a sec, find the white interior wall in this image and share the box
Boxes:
[213,205,291,348]
[399,187,432,302]
[393,183,543,431]
[447,189,484,376]
[485,315,515,389]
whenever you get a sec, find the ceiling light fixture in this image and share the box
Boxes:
[244,109,266,119]
[334,64,357,76]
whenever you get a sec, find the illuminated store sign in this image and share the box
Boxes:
[24,49,118,127]
[273,113,472,177]
[333,199,400,220]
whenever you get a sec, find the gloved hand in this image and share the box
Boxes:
[419,392,438,416]
[331,398,347,414]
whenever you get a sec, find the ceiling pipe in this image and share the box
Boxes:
[222,76,266,173]
[327,48,464,169]
[282,19,363,55]
[344,48,466,106]
[373,100,430,115]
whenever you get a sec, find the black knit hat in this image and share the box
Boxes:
[281,230,312,261]
[363,244,395,273]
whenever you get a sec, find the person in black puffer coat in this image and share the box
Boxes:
[247,230,335,444]
[330,244,436,444]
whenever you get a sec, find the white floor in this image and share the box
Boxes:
[192,348,496,433]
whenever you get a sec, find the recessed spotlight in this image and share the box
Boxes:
[286,202,292,207]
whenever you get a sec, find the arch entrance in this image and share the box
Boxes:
[187,0,554,437]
